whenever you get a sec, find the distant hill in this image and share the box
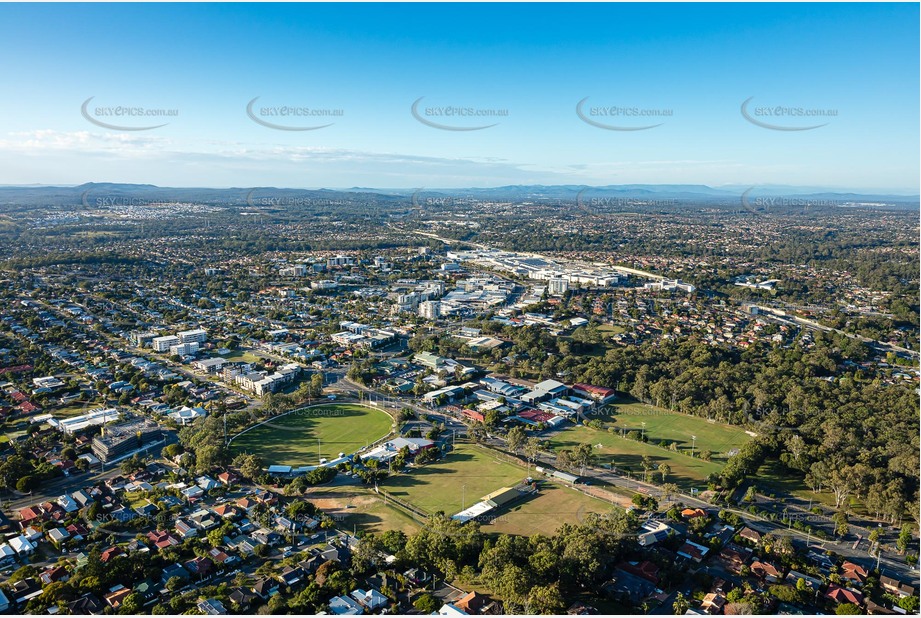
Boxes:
[0,182,916,209]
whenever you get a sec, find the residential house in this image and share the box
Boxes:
[47,526,70,546]
[738,526,763,545]
[455,591,493,614]
[217,471,239,486]
[329,595,364,615]
[104,586,132,609]
[147,530,180,549]
[160,563,191,585]
[184,556,214,580]
[228,588,259,610]
[100,546,125,563]
[197,599,228,615]
[252,578,280,599]
[279,566,305,587]
[841,561,868,585]
[701,593,726,614]
[175,518,198,539]
[189,509,219,530]
[719,543,752,573]
[825,584,864,607]
[350,588,388,611]
[212,504,239,520]
[67,592,103,615]
[785,570,823,591]
[0,543,17,565]
[8,535,35,555]
[40,565,70,585]
[7,578,42,605]
[751,560,785,583]
[677,540,709,563]
[881,576,916,598]
[616,561,660,586]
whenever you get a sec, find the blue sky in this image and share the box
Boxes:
[0,3,917,192]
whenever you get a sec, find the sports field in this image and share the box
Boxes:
[485,481,623,536]
[549,401,751,488]
[603,401,752,456]
[304,485,423,535]
[382,444,530,515]
[230,403,393,466]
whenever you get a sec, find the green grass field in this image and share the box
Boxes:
[486,481,622,536]
[549,401,751,489]
[52,402,99,417]
[383,444,530,515]
[603,401,752,457]
[597,323,627,336]
[230,403,393,466]
[221,349,263,364]
[304,485,423,535]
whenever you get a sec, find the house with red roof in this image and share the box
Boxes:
[216,471,239,486]
[841,561,868,584]
[104,586,132,609]
[147,530,180,549]
[616,560,661,585]
[751,560,784,583]
[100,546,124,563]
[825,584,864,607]
[18,506,44,528]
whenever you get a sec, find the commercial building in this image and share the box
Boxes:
[91,418,164,463]
[48,408,121,434]
[521,379,569,404]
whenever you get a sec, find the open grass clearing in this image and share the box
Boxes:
[230,403,393,466]
[382,444,530,516]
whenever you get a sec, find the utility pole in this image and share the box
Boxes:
[691,435,696,457]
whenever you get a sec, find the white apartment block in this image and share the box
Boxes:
[169,341,200,356]
[151,335,181,352]
[419,300,442,320]
[327,255,355,268]
[177,328,208,344]
[280,264,308,277]
[235,363,301,396]
[548,277,569,295]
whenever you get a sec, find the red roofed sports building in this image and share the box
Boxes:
[572,383,618,404]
